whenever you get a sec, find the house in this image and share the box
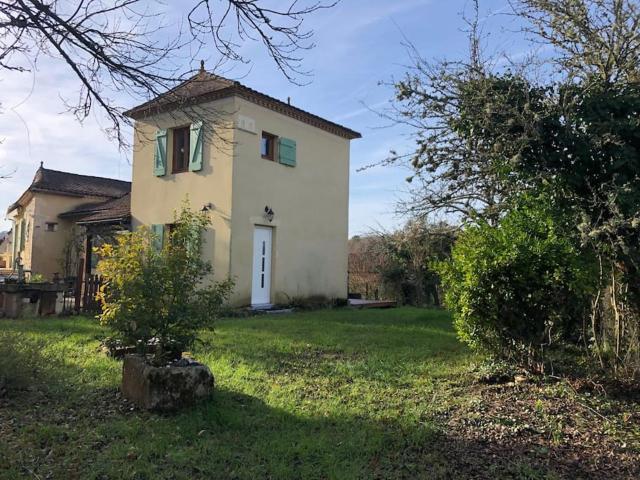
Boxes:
[125,67,361,306]
[6,165,131,280]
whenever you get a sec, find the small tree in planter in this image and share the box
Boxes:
[95,202,233,410]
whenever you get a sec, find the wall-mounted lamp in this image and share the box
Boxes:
[264,206,275,222]
[201,203,214,212]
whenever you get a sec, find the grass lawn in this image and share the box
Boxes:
[0,307,638,479]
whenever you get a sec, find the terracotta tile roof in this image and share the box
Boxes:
[59,193,131,225]
[7,166,131,214]
[124,72,362,140]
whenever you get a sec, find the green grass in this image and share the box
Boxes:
[5,307,636,479]
[0,307,474,479]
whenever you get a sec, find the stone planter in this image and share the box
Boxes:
[121,355,214,412]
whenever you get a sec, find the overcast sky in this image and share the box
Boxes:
[0,0,520,235]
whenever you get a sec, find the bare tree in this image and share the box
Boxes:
[0,0,337,146]
[370,1,546,224]
[511,0,640,84]
[349,221,455,305]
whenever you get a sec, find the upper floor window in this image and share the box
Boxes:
[45,222,58,232]
[154,121,203,177]
[172,127,190,173]
[261,132,277,161]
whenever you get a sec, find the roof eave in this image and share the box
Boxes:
[76,215,131,226]
[6,189,33,215]
[58,209,106,219]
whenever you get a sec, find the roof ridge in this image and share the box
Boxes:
[36,167,131,185]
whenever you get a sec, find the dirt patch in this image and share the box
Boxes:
[433,379,640,479]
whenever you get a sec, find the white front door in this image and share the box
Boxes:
[251,226,272,306]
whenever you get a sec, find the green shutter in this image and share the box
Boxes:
[278,138,297,167]
[154,129,167,176]
[189,121,204,172]
[19,219,26,251]
[151,224,164,251]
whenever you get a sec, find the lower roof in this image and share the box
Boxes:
[59,193,131,225]
[8,166,131,214]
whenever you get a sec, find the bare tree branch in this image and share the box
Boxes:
[510,0,640,84]
[187,0,338,84]
[0,0,338,147]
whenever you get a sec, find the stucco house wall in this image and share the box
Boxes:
[31,193,109,278]
[7,198,35,272]
[0,231,12,269]
[129,96,352,306]
[8,193,113,278]
[229,97,350,305]
[129,98,236,281]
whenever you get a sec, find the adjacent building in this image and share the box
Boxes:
[5,165,131,280]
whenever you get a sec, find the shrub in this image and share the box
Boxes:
[96,202,234,363]
[437,200,596,370]
[28,273,45,283]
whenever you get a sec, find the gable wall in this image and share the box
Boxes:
[229,97,351,305]
[129,98,236,281]
[8,193,109,279]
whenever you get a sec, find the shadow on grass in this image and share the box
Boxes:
[2,379,628,479]
[0,326,118,406]
[139,388,637,480]
[1,313,636,479]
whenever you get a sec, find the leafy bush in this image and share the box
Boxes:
[96,202,234,363]
[471,358,521,385]
[28,273,45,283]
[437,200,596,369]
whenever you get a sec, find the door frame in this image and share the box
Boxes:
[250,225,274,307]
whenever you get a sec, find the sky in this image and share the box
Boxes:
[0,0,522,236]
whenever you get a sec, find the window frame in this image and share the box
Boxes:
[172,126,191,174]
[261,131,277,161]
[45,222,58,232]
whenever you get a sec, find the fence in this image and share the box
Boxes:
[61,274,102,314]
[80,274,102,313]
